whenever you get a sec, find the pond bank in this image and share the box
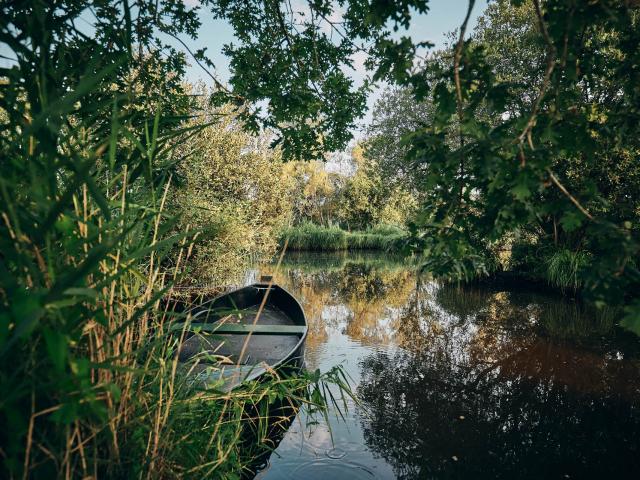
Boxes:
[279,227,592,297]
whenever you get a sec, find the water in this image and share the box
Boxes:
[251,251,640,479]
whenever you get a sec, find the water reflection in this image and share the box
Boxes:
[254,252,640,479]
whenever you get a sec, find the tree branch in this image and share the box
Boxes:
[546,168,593,220]
[453,0,476,203]
[516,0,556,152]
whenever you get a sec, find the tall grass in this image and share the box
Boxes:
[282,223,407,251]
[0,7,353,478]
[285,223,349,250]
[545,249,591,292]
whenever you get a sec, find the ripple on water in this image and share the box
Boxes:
[326,447,347,459]
[288,459,377,480]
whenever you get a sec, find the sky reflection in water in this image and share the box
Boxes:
[253,251,640,479]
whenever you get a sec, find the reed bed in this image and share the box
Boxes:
[282,223,407,251]
[544,249,591,292]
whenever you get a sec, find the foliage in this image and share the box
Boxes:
[335,145,418,230]
[365,86,434,192]
[358,0,640,329]
[203,0,430,160]
[283,160,343,226]
[0,1,372,476]
[544,249,590,293]
[0,0,197,475]
[282,145,417,230]
[171,92,291,285]
[334,145,386,230]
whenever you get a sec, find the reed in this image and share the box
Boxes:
[0,31,352,480]
[545,249,591,292]
[282,223,407,251]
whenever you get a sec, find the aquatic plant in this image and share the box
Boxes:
[281,223,407,252]
[545,249,591,293]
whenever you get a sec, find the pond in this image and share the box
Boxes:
[249,251,640,479]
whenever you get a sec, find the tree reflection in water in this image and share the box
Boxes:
[256,252,640,479]
[358,283,640,479]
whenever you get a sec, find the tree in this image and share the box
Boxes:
[202,0,430,160]
[172,93,292,284]
[334,145,383,229]
[365,86,434,192]
[372,0,640,329]
[283,160,341,225]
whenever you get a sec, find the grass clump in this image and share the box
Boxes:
[545,249,591,292]
[284,223,349,250]
[282,223,407,251]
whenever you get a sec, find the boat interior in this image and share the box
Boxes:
[175,284,307,389]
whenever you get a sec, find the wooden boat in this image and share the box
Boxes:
[174,281,308,391]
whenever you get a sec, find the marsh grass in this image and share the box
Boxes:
[545,249,591,292]
[282,223,407,251]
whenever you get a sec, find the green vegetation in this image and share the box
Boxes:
[364,0,640,331]
[544,250,591,293]
[171,93,291,286]
[282,223,407,252]
[283,146,418,231]
[2,0,640,476]
[0,1,377,477]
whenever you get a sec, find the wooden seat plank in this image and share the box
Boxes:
[171,323,306,335]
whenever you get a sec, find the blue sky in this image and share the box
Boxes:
[179,0,489,132]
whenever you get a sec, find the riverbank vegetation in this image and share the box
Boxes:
[2,0,640,477]
[282,223,407,251]
[364,0,640,330]
[0,1,368,477]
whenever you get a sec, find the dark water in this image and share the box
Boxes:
[251,251,640,479]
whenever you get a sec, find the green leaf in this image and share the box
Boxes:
[44,327,68,373]
[559,211,583,232]
[63,287,98,299]
[511,181,531,201]
[621,302,640,336]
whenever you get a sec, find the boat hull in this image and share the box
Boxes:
[176,283,308,391]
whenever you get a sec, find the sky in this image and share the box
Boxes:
[177,0,489,133]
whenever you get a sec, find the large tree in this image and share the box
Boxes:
[371,0,640,329]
